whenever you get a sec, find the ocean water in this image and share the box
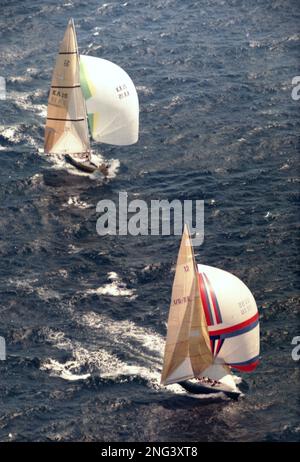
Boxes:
[0,0,299,442]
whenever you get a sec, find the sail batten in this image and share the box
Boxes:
[44,19,90,156]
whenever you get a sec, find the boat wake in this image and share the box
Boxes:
[39,309,164,388]
[38,149,120,181]
[39,309,242,402]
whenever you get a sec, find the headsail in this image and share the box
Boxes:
[80,55,139,146]
[200,364,239,392]
[161,225,212,385]
[44,19,90,156]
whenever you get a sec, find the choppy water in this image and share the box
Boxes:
[0,0,299,442]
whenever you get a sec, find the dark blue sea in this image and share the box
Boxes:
[0,0,299,442]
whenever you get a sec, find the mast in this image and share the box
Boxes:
[161,225,212,385]
[44,19,90,158]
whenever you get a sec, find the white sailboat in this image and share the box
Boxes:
[44,19,139,174]
[161,225,260,399]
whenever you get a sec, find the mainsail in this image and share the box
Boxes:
[44,19,90,156]
[80,55,139,146]
[161,225,212,385]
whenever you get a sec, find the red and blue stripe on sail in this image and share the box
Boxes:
[209,312,259,341]
[198,271,224,355]
[198,272,214,326]
[203,273,223,324]
[229,355,260,372]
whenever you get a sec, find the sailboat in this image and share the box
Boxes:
[161,225,260,399]
[44,19,139,174]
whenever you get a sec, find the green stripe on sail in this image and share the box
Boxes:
[87,113,94,134]
[79,59,92,100]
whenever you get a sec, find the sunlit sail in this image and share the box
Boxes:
[44,19,90,157]
[161,225,212,385]
[44,19,139,175]
[161,226,260,396]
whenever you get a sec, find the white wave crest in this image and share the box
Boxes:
[63,196,92,209]
[86,272,136,299]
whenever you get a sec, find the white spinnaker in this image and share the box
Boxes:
[197,264,260,368]
[80,55,139,146]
